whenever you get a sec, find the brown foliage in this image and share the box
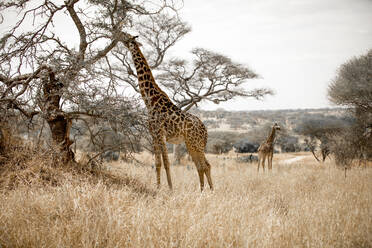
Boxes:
[0,130,157,205]
[0,132,69,189]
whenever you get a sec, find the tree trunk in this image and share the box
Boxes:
[0,124,7,156]
[0,118,12,157]
[305,140,321,163]
[41,70,75,163]
[47,115,74,162]
[310,148,321,163]
[320,143,330,163]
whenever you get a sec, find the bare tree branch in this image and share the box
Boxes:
[157,48,272,111]
[0,0,181,162]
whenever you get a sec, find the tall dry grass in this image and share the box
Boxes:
[1,151,371,247]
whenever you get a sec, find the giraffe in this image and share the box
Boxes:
[257,123,281,172]
[119,33,213,191]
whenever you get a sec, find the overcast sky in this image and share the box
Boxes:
[168,0,372,111]
[1,0,371,111]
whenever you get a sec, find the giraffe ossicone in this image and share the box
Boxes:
[119,32,213,191]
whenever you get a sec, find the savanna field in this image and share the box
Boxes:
[1,150,371,248]
[1,1,371,248]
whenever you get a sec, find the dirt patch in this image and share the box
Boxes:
[281,155,308,165]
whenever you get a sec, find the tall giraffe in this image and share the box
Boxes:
[119,33,213,191]
[257,123,280,172]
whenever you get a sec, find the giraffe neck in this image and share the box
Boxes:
[266,127,276,143]
[128,44,174,111]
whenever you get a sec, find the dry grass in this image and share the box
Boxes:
[1,150,372,247]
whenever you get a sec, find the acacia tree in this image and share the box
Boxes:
[156,48,271,111]
[328,49,372,167]
[295,117,347,162]
[328,49,372,114]
[0,0,183,162]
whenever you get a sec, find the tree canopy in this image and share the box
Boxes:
[328,49,372,114]
[327,49,372,167]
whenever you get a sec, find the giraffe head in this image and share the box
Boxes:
[273,123,281,131]
[118,32,142,49]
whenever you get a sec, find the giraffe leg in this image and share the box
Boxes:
[160,142,173,190]
[268,157,272,171]
[153,145,162,188]
[269,153,273,170]
[198,153,213,191]
[188,150,207,191]
[197,168,205,192]
[204,158,214,190]
[257,153,261,172]
[262,155,266,172]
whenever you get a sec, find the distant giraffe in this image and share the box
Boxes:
[257,123,281,172]
[119,33,213,191]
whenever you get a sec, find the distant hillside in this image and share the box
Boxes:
[193,108,347,133]
[189,108,351,153]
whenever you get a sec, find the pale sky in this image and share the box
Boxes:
[168,0,372,111]
[1,0,371,111]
